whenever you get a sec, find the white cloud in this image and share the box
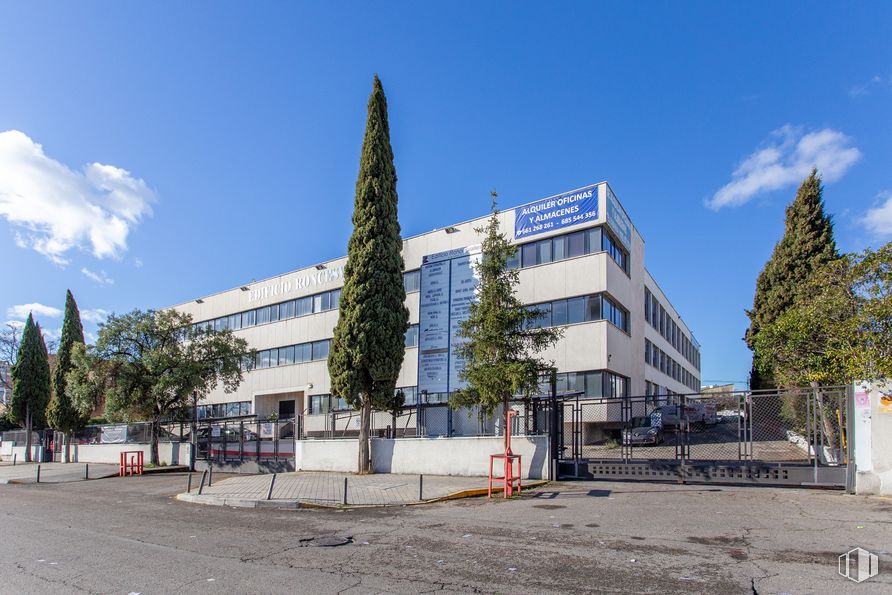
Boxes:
[707,125,861,210]
[850,75,891,97]
[81,267,114,285]
[6,303,63,320]
[80,308,110,324]
[0,130,156,265]
[862,191,892,238]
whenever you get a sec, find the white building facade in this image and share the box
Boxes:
[171,182,700,435]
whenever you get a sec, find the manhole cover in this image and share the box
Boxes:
[299,536,353,547]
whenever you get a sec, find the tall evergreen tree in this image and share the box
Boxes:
[451,193,562,450]
[10,314,52,462]
[744,169,838,389]
[47,290,87,462]
[328,75,409,474]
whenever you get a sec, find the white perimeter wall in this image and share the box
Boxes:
[295,436,550,479]
[70,443,192,466]
[854,381,892,496]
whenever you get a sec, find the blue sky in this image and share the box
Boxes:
[1,2,890,387]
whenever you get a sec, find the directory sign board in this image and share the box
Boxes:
[417,245,482,396]
[514,183,600,240]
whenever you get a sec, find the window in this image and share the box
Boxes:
[312,339,330,360]
[331,289,341,309]
[257,307,271,325]
[242,310,255,328]
[398,386,417,406]
[585,294,601,321]
[281,300,295,320]
[506,248,520,270]
[536,239,552,265]
[552,299,568,326]
[568,231,586,258]
[309,395,330,415]
[567,296,585,324]
[257,350,271,369]
[404,324,419,348]
[279,345,294,366]
[297,296,312,317]
[521,243,538,267]
[645,339,651,365]
[403,270,420,293]
[552,235,567,261]
[584,227,601,254]
[295,343,312,363]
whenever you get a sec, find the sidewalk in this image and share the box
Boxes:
[0,462,120,484]
[177,471,538,508]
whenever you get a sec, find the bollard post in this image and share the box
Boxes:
[84,464,89,480]
[36,464,41,483]
[197,469,208,495]
[266,473,277,500]
[343,477,348,506]
[419,474,423,501]
[13,453,16,466]
[208,462,213,487]
[187,472,193,493]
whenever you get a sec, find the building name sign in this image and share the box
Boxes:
[247,265,345,303]
[417,245,482,396]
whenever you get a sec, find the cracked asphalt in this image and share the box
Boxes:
[1,473,890,594]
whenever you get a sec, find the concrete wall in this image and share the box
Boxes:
[70,442,192,466]
[1,444,46,462]
[295,436,550,479]
[853,381,892,496]
[294,439,358,473]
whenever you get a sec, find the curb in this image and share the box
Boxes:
[175,480,551,509]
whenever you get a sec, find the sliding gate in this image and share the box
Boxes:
[553,386,849,488]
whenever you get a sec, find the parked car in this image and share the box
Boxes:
[623,415,664,445]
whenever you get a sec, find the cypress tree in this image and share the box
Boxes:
[329,75,409,474]
[47,290,87,462]
[10,314,52,462]
[744,169,838,389]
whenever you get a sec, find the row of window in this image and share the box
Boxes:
[644,287,700,371]
[644,381,684,400]
[308,386,420,414]
[535,370,630,399]
[193,271,422,333]
[195,401,252,420]
[248,325,420,373]
[507,225,629,273]
[525,293,629,333]
[645,339,700,392]
[251,339,332,370]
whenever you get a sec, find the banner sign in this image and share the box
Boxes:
[606,185,632,250]
[417,245,482,396]
[514,184,600,240]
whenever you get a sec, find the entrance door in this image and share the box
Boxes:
[278,399,296,420]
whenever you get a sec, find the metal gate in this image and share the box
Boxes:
[552,386,850,488]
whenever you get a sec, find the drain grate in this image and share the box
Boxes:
[298,536,353,547]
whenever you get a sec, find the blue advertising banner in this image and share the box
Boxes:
[606,185,632,250]
[514,184,600,240]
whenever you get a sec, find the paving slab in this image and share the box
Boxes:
[0,461,120,484]
[177,471,539,507]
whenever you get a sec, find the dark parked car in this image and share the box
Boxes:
[622,416,664,445]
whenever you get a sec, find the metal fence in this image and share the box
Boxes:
[557,387,848,467]
[194,417,297,462]
[306,399,551,440]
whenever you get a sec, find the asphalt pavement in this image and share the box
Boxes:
[1,473,890,594]
[0,461,119,484]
